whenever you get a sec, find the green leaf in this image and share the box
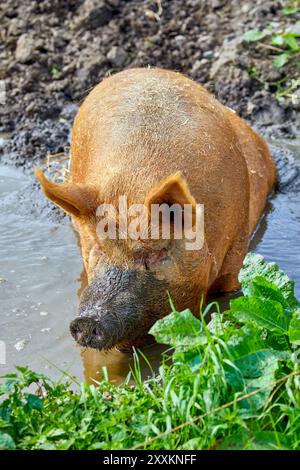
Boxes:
[273,52,290,68]
[46,428,67,439]
[217,431,290,450]
[26,394,43,411]
[248,276,291,310]
[239,253,300,309]
[181,438,202,450]
[225,332,287,410]
[283,33,300,52]
[0,432,16,450]
[0,379,19,395]
[288,309,300,345]
[243,29,267,42]
[265,330,291,351]
[272,35,285,47]
[282,7,298,15]
[228,329,267,361]
[37,443,57,450]
[226,349,282,410]
[231,296,290,335]
[249,432,290,449]
[149,309,205,352]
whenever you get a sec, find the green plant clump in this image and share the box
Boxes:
[243,3,300,99]
[1,253,300,450]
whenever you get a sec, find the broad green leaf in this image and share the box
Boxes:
[248,431,290,450]
[243,29,267,42]
[266,330,291,351]
[149,309,205,352]
[231,296,290,335]
[37,443,57,450]
[226,332,286,410]
[207,312,231,334]
[226,348,282,410]
[228,328,267,361]
[273,52,290,68]
[0,432,16,450]
[227,332,288,376]
[248,276,290,310]
[288,309,300,345]
[239,253,300,308]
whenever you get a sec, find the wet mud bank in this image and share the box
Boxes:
[0,0,299,169]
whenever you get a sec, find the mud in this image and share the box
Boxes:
[0,0,299,169]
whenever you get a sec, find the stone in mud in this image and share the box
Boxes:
[106,46,128,67]
[74,0,115,30]
[15,33,35,63]
[211,0,227,9]
[210,37,242,78]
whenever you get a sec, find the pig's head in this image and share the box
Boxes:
[35,169,208,350]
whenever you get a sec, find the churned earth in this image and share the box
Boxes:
[0,0,299,170]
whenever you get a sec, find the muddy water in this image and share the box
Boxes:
[250,137,300,291]
[0,138,299,384]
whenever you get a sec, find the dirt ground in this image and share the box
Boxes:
[0,0,299,168]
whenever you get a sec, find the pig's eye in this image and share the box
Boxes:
[143,259,150,270]
[137,249,170,270]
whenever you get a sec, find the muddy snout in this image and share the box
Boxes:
[70,305,128,350]
[70,317,106,349]
[70,266,154,350]
[69,265,160,350]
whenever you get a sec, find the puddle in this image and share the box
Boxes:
[0,138,299,384]
[250,137,300,291]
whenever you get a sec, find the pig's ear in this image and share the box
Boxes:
[145,173,196,209]
[35,168,98,217]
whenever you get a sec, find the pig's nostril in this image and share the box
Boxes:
[70,319,87,344]
[74,328,83,342]
[92,324,103,342]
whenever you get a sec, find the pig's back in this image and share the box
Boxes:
[70,68,247,202]
[70,68,253,260]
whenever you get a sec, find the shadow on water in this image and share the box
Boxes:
[0,135,299,384]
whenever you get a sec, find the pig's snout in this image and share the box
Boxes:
[70,317,105,349]
[70,265,169,350]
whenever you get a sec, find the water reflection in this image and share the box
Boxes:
[81,343,167,385]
